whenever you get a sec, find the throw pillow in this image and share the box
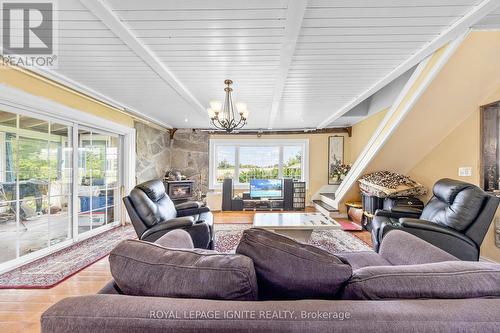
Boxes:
[236,228,352,300]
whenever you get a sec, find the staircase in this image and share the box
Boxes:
[312,193,345,219]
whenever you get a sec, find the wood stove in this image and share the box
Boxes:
[164,180,194,203]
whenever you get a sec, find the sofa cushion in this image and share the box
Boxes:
[336,251,390,270]
[110,239,258,301]
[342,261,500,300]
[236,228,352,300]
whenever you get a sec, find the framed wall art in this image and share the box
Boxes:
[328,136,345,185]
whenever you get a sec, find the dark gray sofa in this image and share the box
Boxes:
[41,230,500,333]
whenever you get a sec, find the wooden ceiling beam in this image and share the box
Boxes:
[267,0,308,130]
[198,127,352,137]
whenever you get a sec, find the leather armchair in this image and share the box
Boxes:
[123,179,214,249]
[371,178,499,261]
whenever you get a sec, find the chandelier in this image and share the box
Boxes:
[207,79,248,133]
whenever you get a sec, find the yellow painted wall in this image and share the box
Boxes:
[408,111,481,193]
[348,109,388,163]
[408,88,500,262]
[0,65,135,127]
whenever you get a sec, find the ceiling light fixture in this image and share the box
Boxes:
[207,79,248,133]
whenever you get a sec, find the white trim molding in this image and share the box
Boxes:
[209,138,309,190]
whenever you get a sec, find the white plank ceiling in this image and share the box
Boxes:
[23,0,500,129]
[474,5,500,28]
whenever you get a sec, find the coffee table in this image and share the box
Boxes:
[252,212,341,242]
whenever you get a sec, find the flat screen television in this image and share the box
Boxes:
[250,179,282,199]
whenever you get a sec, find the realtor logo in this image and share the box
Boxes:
[1,1,58,67]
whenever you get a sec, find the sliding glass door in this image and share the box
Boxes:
[0,111,73,263]
[0,110,123,268]
[77,128,121,235]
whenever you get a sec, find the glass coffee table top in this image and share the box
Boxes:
[253,212,341,230]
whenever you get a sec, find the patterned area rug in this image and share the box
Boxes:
[0,226,136,289]
[214,224,371,253]
[337,219,363,231]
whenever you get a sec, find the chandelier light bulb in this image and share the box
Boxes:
[207,108,216,118]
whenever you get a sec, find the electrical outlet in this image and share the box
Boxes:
[458,167,472,177]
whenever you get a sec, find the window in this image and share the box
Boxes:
[215,145,235,183]
[210,139,309,189]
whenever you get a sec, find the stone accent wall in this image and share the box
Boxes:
[135,122,171,184]
[134,123,209,198]
[170,129,210,198]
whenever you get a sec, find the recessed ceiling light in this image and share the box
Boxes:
[184,118,188,122]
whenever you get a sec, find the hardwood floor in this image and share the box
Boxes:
[0,257,112,333]
[0,209,370,333]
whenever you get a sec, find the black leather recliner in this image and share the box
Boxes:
[123,179,214,249]
[371,178,499,261]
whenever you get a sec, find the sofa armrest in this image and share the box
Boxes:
[375,209,420,220]
[175,201,202,210]
[176,206,210,217]
[399,218,476,247]
[379,230,458,265]
[140,217,194,241]
[155,229,194,249]
[41,295,500,333]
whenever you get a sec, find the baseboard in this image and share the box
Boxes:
[479,256,499,263]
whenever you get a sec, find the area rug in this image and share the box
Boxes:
[214,224,371,253]
[337,219,363,231]
[0,225,136,289]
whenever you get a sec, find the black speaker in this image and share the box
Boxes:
[231,198,244,211]
[222,178,233,211]
[283,178,294,211]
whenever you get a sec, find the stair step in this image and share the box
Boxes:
[312,200,339,212]
[319,193,335,200]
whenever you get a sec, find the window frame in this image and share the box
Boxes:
[209,138,309,190]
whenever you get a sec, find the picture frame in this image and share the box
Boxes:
[328,136,344,185]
